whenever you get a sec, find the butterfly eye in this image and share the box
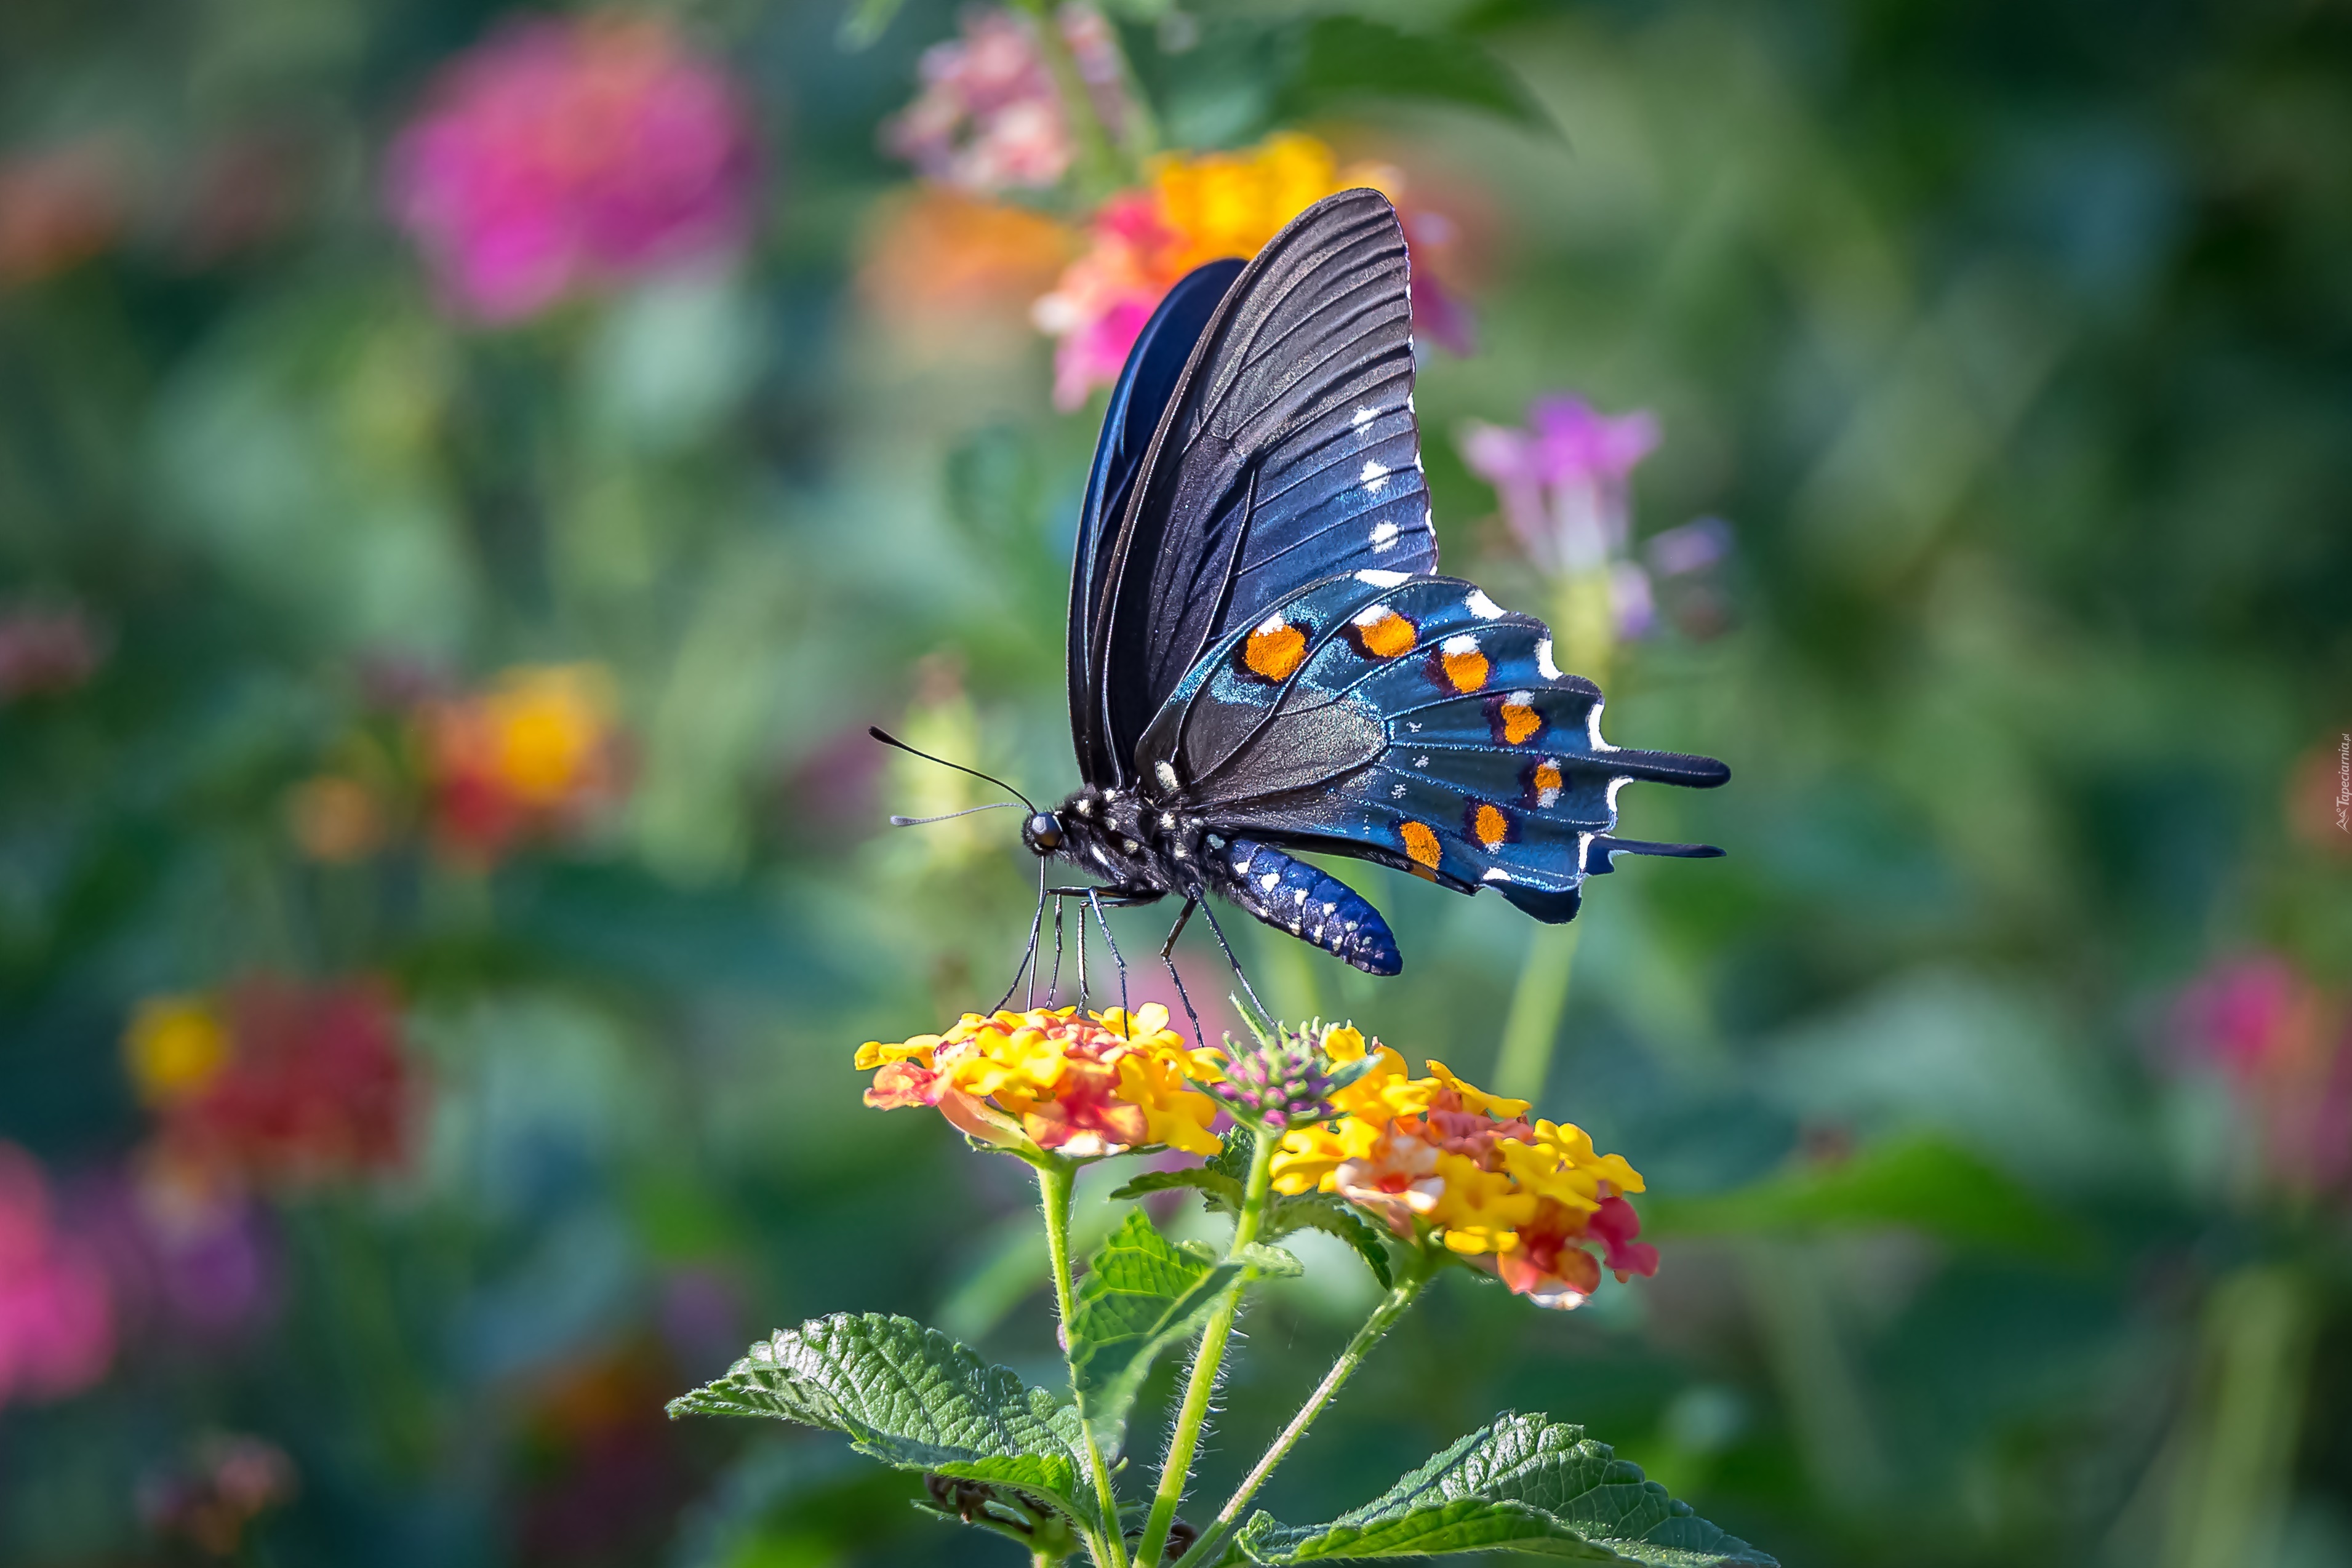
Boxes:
[1024,813,1063,852]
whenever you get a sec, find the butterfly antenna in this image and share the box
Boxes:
[867,727,1036,813]
[890,802,1025,828]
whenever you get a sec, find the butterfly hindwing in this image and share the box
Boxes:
[1068,258,1246,786]
[1086,188,1437,785]
[1137,571,1729,922]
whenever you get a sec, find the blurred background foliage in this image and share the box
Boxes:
[1,0,2348,1564]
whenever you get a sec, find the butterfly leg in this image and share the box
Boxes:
[1158,898,1206,1047]
[1084,887,1130,1028]
[993,860,1050,1014]
[1193,896,1271,1028]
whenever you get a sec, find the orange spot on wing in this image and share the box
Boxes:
[1533,761,1564,807]
[1473,803,1509,848]
[1349,607,1417,659]
[1437,637,1488,693]
[1499,701,1541,745]
[1244,618,1307,681]
[1401,820,1442,871]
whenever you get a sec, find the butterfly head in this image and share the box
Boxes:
[1021,810,1065,856]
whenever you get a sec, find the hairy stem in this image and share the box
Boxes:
[1037,1158,1130,1568]
[1135,1129,1276,1564]
[1170,1264,1433,1568]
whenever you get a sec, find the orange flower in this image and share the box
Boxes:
[856,1004,1223,1159]
[416,664,620,862]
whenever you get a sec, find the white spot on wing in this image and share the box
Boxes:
[1390,783,1407,798]
[1587,701,1616,753]
[1361,460,1390,482]
[1260,871,1281,890]
[1254,611,1287,636]
[1154,760,1178,791]
[1465,590,1505,620]
[1440,633,1480,657]
[1355,569,1410,587]
[1535,637,1562,681]
[1369,521,1399,551]
[1353,404,1377,428]
[1481,868,1513,884]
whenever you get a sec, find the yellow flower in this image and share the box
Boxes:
[1271,1033,1657,1310]
[1150,132,1393,276]
[479,665,614,806]
[124,996,230,1106]
[857,1003,1224,1160]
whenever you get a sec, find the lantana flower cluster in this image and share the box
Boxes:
[859,1003,1224,1158]
[1270,1026,1657,1310]
[859,1011,1656,1311]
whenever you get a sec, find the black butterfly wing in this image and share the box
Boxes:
[1068,258,1246,786]
[1137,570,1727,921]
[1083,188,1437,786]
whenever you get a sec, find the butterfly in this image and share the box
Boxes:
[884,188,1726,1026]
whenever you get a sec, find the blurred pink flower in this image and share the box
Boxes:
[882,5,1130,195]
[0,1143,115,1407]
[387,14,759,322]
[1458,399,1721,644]
[2174,954,2352,1199]
[0,604,102,701]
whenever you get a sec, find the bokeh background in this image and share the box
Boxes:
[3,1,2348,1564]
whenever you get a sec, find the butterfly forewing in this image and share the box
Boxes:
[1084,189,1437,785]
[1068,258,1246,786]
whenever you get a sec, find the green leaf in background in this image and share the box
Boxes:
[1068,1210,1246,1458]
[836,0,908,50]
[1233,1412,1776,1566]
[1644,1133,2081,1260]
[1281,17,1555,132]
[666,1313,1099,1532]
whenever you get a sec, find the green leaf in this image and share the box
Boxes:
[1234,1412,1775,1566]
[835,0,906,50]
[1068,1210,1246,1458]
[1644,1134,2080,1260]
[1262,1191,1395,1290]
[1234,1241,1305,1278]
[666,1313,1098,1533]
[1281,18,1555,132]
[1108,1166,1247,1207]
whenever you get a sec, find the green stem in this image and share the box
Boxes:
[1494,921,1580,1103]
[1013,0,1126,199]
[1037,1159,1130,1568]
[1135,1129,1276,1564]
[1170,1264,1433,1568]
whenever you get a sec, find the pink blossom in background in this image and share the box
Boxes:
[0,1143,114,1407]
[2172,954,2352,1199]
[387,14,759,322]
[882,6,1130,196]
[0,604,102,701]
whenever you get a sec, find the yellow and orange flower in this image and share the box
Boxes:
[1033,132,1402,410]
[1270,1028,1656,1310]
[415,663,620,862]
[857,1004,1224,1159]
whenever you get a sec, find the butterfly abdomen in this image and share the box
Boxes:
[1210,839,1400,976]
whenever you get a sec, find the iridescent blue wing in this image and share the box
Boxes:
[1068,258,1245,787]
[1084,188,1437,786]
[1138,570,1727,922]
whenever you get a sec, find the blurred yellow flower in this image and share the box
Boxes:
[124,996,231,1106]
[418,664,620,861]
[857,1003,1224,1159]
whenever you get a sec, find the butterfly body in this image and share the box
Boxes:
[1013,188,1724,996]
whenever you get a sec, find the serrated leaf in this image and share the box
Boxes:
[666,1313,1097,1532]
[1108,1166,1247,1207]
[1234,1242,1305,1278]
[1069,1210,1245,1458]
[1262,1191,1395,1290]
[1234,1412,1775,1566]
